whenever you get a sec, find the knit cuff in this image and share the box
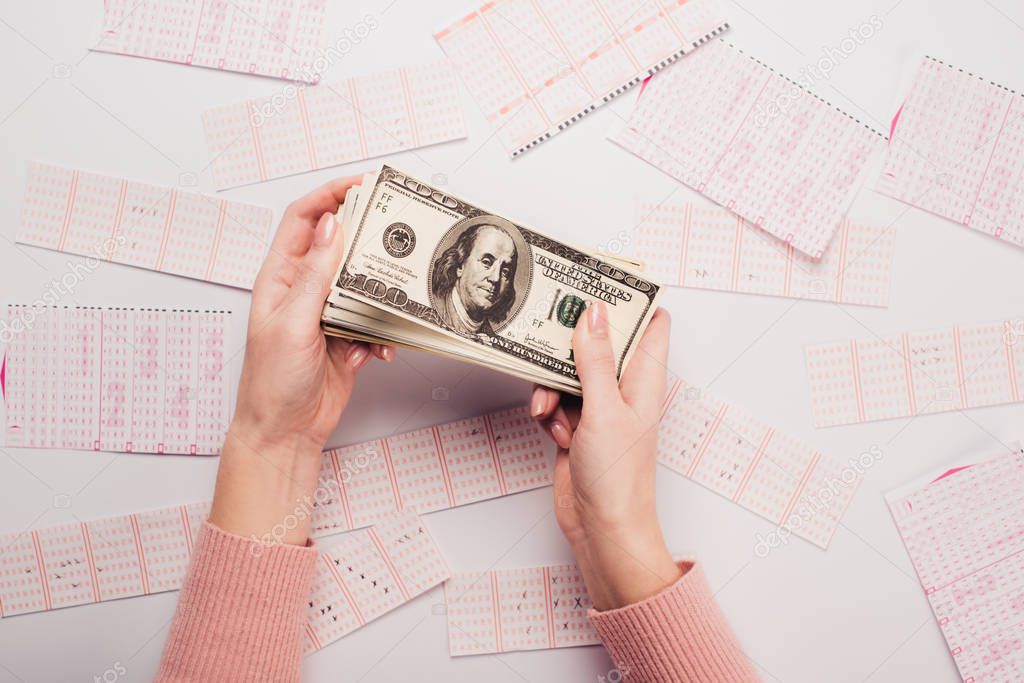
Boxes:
[588,562,760,683]
[155,523,318,683]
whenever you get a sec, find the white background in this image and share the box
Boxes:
[1,0,1023,681]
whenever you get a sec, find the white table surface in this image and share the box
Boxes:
[1,1,1023,681]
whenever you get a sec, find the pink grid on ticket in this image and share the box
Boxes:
[0,502,209,617]
[658,379,858,548]
[94,0,328,83]
[888,446,1024,681]
[805,318,1024,427]
[878,57,1024,249]
[308,406,553,537]
[304,510,449,654]
[18,163,272,289]
[635,201,895,306]
[203,61,466,189]
[2,306,232,455]
[1,505,448,655]
[612,40,885,258]
[436,0,728,157]
[444,563,600,656]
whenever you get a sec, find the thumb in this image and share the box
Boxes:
[572,301,623,419]
[290,211,345,321]
[620,308,670,417]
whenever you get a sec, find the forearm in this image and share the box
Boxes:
[570,522,759,682]
[568,520,682,611]
[156,179,368,681]
[209,420,325,546]
[155,522,317,683]
[155,424,326,681]
[588,561,762,683]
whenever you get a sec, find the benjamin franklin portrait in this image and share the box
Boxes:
[428,216,530,337]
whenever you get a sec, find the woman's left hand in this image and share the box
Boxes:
[210,177,392,546]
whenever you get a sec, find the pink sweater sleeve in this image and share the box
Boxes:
[156,528,755,682]
[155,523,318,683]
[589,562,761,682]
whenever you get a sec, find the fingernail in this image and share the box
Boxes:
[313,212,335,246]
[383,347,394,362]
[550,421,571,449]
[347,347,368,368]
[588,301,608,338]
[355,351,373,370]
[531,389,545,417]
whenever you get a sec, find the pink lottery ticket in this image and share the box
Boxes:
[444,563,600,655]
[634,201,895,306]
[203,61,467,189]
[888,444,1024,681]
[308,406,552,536]
[93,0,328,83]
[0,502,211,616]
[305,509,450,653]
[878,57,1024,250]
[612,40,885,258]
[18,163,273,290]
[2,306,232,456]
[435,0,729,157]
[659,378,859,548]
[0,505,449,656]
[805,317,1024,427]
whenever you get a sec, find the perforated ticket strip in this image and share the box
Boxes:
[877,57,1024,250]
[444,563,600,655]
[308,406,553,536]
[612,40,885,258]
[888,445,1024,681]
[0,505,449,657]
[635,201,895,307]
[659,379,858,548]
[18,163,273,289]
[805,318,1024,427]
[435,0,728,158]
[2,306,232,455]
[203,61,466,189]
[94,0,328,83]
[304,509,450,654]
[0,502,210,617]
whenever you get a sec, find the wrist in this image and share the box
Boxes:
[209,422,325,547]
[568,518,682,611]
[566,497,662,553]
[229,407,327,454]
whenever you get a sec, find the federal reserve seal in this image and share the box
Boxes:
[382,222,416,258]
[556,294,586,328]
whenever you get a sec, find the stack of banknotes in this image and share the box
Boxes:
[321,166,662,395]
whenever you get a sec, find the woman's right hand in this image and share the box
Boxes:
[531,304,683,611]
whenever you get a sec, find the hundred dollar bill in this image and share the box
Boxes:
[323,166,662,394]
[323,193,588,392]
